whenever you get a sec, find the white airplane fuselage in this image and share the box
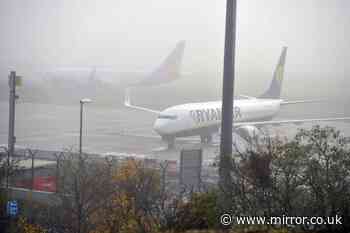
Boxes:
[153,98,282,138]
[125,46,350,145]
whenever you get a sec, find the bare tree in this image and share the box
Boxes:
[56,151,115,233]
[296,125,350,231]
[228,126,350,232]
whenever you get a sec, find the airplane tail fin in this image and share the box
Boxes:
[88,67,97,82]
[133,41,185,87]
[260,46,287,99]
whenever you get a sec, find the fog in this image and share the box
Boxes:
[0,0,350,155]
[0,0,349,103]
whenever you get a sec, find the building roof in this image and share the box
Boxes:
[16,159,56,170]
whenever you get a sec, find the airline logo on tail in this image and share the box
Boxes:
[132,41,186,87]
[275,63,284,85]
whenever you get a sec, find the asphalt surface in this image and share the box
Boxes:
[1,101,349,162]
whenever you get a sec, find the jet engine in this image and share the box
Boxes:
[235,125,262,142]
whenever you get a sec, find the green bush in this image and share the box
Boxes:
[174,191,219,231]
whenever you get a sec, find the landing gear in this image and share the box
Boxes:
[162,136,175,149]
[200,134,213,144]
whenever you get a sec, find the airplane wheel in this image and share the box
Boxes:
[167,139,175,149]
[163,136,175,149]
[200,135,212,144]
[207,135,213,143]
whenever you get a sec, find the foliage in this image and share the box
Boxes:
[92,159,162,233]
[12,126,350,233]
[296,126,350,231]
[162,228,301,233]
[17,216,47,233]
[56,152,115,233]
[174,191,219,231]
[229,125,350,232]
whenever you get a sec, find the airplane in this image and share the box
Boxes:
[43,41,186,88]
[125,46,350,148]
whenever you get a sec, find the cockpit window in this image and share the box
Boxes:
[158,114,177,120]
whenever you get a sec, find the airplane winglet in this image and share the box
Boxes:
[124,88,131,107]
[124,88,160,114]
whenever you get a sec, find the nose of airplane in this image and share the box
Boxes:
[153,119,167,135]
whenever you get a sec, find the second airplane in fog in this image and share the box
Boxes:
[125,47,350,148]
[43,41,186,88]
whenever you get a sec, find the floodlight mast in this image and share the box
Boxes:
[7,71,18,188]
[219,0,237,214]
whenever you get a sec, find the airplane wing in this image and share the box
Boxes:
[281,99,324,105]
[238,95,257,100]
[124,88,161,114]
[234,117,350,127]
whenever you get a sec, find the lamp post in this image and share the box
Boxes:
[7,71,22,189]
[79,98,92,154]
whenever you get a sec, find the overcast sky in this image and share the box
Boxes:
[0,0,349,98]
